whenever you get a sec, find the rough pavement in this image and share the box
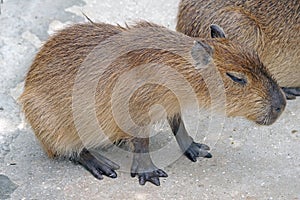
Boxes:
[0,0,299,199]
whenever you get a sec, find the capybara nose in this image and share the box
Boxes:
[272,105,283,114]
[262,87,286,125]
[271,88,286,115]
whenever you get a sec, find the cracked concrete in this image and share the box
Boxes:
[0,0,299,199]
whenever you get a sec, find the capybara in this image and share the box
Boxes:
[20,21,286,186]
[177,0,300,99]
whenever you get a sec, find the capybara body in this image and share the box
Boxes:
[177,0,300,88]
[20,21,285,185]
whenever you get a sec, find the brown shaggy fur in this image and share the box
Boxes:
[19,22,285,158]
[177,0,300,87]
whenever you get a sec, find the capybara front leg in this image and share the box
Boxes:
[282,87,300,100]
[130,138,168,186]
[74,148,120,180]
[168,114,212,162]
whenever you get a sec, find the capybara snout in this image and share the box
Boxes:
[263,83,286,125]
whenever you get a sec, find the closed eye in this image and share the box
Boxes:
[226,72,247,85]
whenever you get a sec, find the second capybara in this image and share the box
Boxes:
[19,21,286,186]
[177,0,300,99]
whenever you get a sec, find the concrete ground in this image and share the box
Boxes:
[0,0,299,199]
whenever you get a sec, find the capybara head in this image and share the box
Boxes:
[203,25,286,125]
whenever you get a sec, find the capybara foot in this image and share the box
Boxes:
[168,114,212,162]
[184,142,212,162]
[282,87,300,100]
[131,153,168,186]
[131,137,168,186]
[75,148,120,180]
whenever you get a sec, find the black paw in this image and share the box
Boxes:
[282,87,300,100]
[131,153,168,186]
[184,142,212,162]
[131,167,168,186]
[76,148,120,180]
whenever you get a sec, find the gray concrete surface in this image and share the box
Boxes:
[0,0,299,199]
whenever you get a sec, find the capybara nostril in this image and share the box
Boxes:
[271,87,286,115]
[274,107,282,113]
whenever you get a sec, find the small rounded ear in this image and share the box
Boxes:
[210,24,226,38]
[191,40,214,69]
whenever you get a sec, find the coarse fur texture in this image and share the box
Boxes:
[177,0,300,87]
[20,21,285,159]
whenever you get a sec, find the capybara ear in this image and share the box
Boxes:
[191,40,213,68]
[210,24,226,38]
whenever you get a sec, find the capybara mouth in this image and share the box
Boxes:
[255,98,286,126]
[255,118,274,126]
[255,113,278,126]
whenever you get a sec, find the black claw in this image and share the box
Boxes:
[185,151,197,162]
[184,142,212,162]
[136,172,164,186]
[196,143,210,150]
[108,171,118,178]
[89,168,104,180]
[133,169,168,186]
[76,148,119,180]
[139,176,146,185]
[156,169,168,177]
[149,177,160,186]
[205,153,212,158]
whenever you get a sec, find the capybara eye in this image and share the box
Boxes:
[226,72,247,85]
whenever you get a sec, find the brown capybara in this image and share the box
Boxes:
[19,21,286,186]
[176,0,300,99]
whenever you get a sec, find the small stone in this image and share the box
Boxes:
[291,130,298,134]
[0,174,18,199]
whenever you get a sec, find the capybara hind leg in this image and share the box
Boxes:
[130,138,168,186]
[168,114,212,162]
[282,87,300,100]
[75,148,120,180]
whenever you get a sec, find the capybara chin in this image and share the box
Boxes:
[19,21,286,186]
[176,0,300,99]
